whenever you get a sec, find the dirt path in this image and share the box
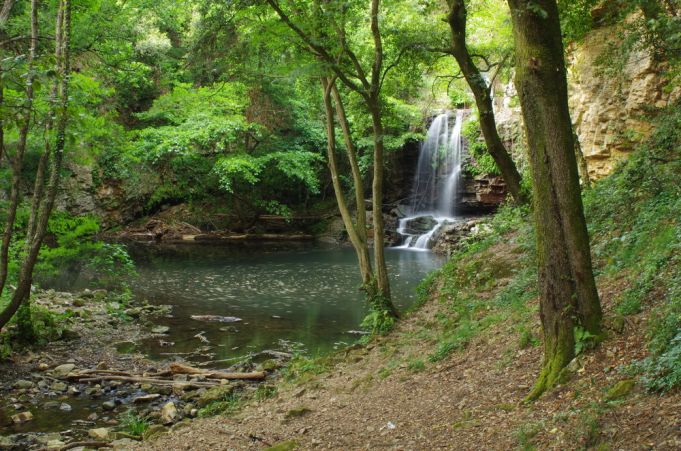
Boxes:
[135,297,681,450]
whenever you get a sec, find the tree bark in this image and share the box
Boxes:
[0,0,71,332]
[507,0,602,400]
[0,0,13,27]
[267,0,398,317]
[446,0,525,204]
[320,77,374,290]
[329,83,375,292]
[0,0,39,297]
[573,132,591,189]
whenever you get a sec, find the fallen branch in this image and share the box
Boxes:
[76,375,219,388]
[169,363,266,380]
[59,441,110,450]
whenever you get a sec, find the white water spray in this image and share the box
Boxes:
[396,110,465,251]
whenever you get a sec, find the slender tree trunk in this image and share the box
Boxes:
[0,0,71,332]
[320,77,374,290]
[0,0,39,297]
[330,83,374,291]
[368,100,396,315]
[507,0,602,400]
[446,0,525,204]
[0,0,13,27]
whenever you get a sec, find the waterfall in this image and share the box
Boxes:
[396,110,465,251]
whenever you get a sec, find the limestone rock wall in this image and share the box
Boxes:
[567,21,675,180]
[495,17,677,181]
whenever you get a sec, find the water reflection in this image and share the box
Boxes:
[128,243,444,363]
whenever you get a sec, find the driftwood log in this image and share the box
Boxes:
[169,363,266,380]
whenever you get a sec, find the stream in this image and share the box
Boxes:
[0,243,442,442]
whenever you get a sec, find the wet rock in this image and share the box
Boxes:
[151,326,170,334]
[102,400,116,411]
[46,439,65,449]
[197,384,233,407]
[160,401,178,424]
[11,411,33,424]
[68,386,81,396]
[14,380,34,389]
[132,394,161,403]
[59,402,72,412]
[43,401,61,409]
[51,382,68,392]
[190,315,242,323]
[88,427,111,440]
[85,387,103,398]
[402,216,437,234]
[87,412,99,421]
[51,363,76,377]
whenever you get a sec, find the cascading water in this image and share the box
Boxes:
[396,110,465,251]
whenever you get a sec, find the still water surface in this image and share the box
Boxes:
[128,243,444,363]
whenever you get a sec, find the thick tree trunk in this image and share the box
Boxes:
[507,0,602,400]
[446,0,525,204]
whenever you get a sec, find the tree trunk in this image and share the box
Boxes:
[320,77,374,290]
[330,83,374,292]
[573,132,591,189]
[507,0,602,400]
[0,0,39,297]
[446,0,525,204]
[0,0,13,27]
[0,0,71,332]
[368,100,397,316]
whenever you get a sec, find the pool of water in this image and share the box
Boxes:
[128,243,444,364]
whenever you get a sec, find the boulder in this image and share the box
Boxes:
[402,216,437,234]
[51,363,76,377]
[197,384,233,408]
[14,380,34,389]
[11,411,33,424]
[88,427,111,441]
[160,401,177,425]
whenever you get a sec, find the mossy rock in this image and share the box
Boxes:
[142,424,168,441]
[284,407,311,420]
[265,440,299,451]
[261,359,282,372]
[605,379,636,401]
[197,384,234,407]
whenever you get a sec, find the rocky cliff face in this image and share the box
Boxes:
[495,15,677,182]
[567,21,676,180]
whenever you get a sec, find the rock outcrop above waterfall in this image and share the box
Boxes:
[457,174,507,214]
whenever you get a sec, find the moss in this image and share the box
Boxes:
[605,379,636,401]
[265,440,300,451]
